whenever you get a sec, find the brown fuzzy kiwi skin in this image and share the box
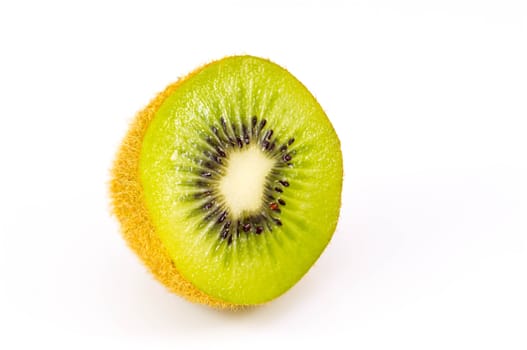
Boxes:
[109,60,247,310]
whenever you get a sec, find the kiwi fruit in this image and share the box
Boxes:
[110,55,342,309]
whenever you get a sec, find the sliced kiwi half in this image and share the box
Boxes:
[110,55,343,308]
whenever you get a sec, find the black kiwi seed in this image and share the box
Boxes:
[221,222,230,239]
[242,125,250,144]
[216,147,226,157]
[217,210,228,223]
[192,116,295,244]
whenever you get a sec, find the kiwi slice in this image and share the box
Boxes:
[110,56,342,308]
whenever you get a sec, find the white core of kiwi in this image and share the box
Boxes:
[217,145,276,219]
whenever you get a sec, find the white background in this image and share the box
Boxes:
[0,1,526,349]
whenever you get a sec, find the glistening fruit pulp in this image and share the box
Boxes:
[128,56,342,305]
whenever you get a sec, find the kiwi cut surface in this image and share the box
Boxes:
[111,56,342,308]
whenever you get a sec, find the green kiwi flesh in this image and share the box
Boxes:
[140,56,342,305]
